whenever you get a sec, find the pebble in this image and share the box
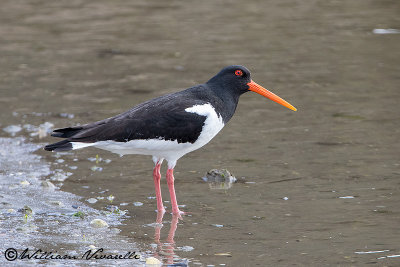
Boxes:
[87,198,98,204]
[90,219,109,228]
[179,246,194,252]
[90,166,103,172]
[41,180,56,189]
[20,180,30,186]
[3,125,22,136]
[20,205,33,215]
[203,169,236,189]
[204,169,236,182]
[49,201,64,206]
[145,257,161,266]
[51,171,72,182]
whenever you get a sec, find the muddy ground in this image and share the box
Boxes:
[0,0,399,266]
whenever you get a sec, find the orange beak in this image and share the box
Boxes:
[247,80,297,111]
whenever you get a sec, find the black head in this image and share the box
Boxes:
[206,65,297,112]
[206,65,252,95]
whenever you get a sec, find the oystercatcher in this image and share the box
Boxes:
[45,65,296,215]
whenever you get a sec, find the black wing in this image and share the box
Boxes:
[48,90,208,146]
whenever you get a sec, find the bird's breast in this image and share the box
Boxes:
[185,103,225,148]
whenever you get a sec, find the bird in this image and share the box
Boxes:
[45,65,296,215]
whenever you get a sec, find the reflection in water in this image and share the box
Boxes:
[152,211,184,266]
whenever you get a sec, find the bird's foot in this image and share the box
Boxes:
[171,208,185,219]
[156,207,166,214]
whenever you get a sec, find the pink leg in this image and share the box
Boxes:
[153,162,165,213]
[166,168,182,215]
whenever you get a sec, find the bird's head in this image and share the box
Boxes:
[207,65,297,111]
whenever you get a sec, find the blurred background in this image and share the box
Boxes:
[0,0,399,266]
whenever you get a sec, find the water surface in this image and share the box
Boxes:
[1,0,399,266]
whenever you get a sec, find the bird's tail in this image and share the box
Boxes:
[44,139,73,152]
[51,126,84,138]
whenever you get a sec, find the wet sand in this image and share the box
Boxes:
[1,0,399,266]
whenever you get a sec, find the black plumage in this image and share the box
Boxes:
[45,66,252,152]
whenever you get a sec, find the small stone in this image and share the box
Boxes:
[180,246,194,252]
[88,245,96,250]
[7,209,16,213]
[204,169,236,181]
[203,169,236,190]
[90,166,103,172]
[49,201,64,206]
[90,219,109,228]
[3,125,22,136]
[133,202,143,206]
[20,180,30,186]
[87,198,98,204]
[19,205,33,215]
[41,180,56,190]
[146,256,161,265]
[51,171,72,182]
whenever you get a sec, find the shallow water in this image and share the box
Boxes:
[1,0,399,266]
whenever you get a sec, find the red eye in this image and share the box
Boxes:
[235,69,243,77]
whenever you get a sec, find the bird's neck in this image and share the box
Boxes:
[206,83,241,123]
